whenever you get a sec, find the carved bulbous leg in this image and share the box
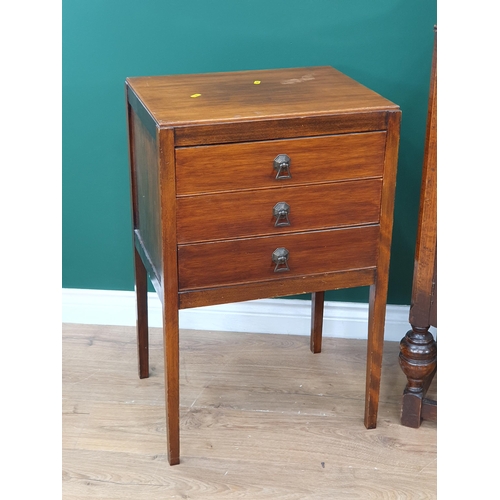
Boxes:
[398,325,437,427]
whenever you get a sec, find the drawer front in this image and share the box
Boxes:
[178,225,380,291]
[177,179,382,244]
[175,132,387,195]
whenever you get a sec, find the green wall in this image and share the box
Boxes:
[62,0,437,305]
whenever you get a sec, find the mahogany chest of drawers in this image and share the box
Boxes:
[125,66,401,465]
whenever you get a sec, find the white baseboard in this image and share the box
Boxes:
[62,288,415,342]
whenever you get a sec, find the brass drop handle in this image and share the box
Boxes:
[273,202,291,227]
[272,247,290,273]
[273,154,291,179]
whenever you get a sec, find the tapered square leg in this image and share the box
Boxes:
[364,282,387,429]
[163,293,180,465]
[134,247,149,379]
[310,291,325,353]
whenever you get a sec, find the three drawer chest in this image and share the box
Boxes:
[125,66,401,465]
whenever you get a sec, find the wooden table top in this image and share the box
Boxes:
[126,66,399,127]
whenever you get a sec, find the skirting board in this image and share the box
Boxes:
[62,288,420,342]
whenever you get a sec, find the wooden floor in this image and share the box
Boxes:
[62,323,437,499]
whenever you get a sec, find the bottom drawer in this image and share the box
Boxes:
[178,225,380,291]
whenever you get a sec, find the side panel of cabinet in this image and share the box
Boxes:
[128,106,163,286]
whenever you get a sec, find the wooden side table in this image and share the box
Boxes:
[125,66,401,465]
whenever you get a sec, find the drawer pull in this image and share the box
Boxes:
[273,154,292,179]
[273,202,291,227]
[272,247,290,272]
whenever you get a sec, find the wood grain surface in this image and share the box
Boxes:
[175,132,386,195]
[129,108,163,282]
[63,323,436,499]
[126,66,398,128]
[177,226,380,291]
[177,179,383,244]
[178,268,376,310]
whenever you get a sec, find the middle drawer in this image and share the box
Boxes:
[177,178,382,244]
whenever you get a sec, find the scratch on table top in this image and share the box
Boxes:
[281,74,315,84]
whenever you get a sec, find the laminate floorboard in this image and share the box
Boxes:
[62,323,437,499]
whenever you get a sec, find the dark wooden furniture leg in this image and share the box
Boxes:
[134,247,149,379]
[160,128,180,465]
[364,281,387,428]
[399,27,437,428]
[399,325,437,427]
[310,291,325,353]
[162,298,180,465]
[364,110,400,429]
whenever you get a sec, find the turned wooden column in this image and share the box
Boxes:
[399,27,437,428]
[399,322,437,426]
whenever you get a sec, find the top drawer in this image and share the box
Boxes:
[175,131,387,195]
